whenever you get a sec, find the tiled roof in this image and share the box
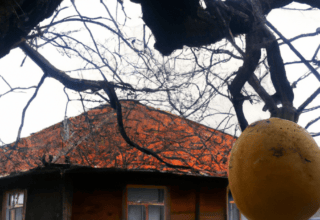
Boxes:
[0,101,236,178]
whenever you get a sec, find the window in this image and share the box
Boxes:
[3,190,27,220]
[227,188,248,220]
[126,186,166,220]
[227,189,240,220]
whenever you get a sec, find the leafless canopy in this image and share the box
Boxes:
[1,0,320,166]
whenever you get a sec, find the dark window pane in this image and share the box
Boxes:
[128,188,164,203]
[8,194,13,206]
[158,190,164,203]
[128,205,145,220]
[149,205,164,220]
[15,208,23,220]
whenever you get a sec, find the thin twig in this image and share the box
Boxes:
[14,74,47,148]
[266,20,320,82]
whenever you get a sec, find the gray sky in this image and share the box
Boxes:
[0,0,319,146]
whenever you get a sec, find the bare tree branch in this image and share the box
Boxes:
[266,20,320,82]
[297,87,320,114]
[15,74,47,148]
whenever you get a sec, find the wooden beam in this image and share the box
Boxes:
[62,176,73,220]
[195,187,200,220]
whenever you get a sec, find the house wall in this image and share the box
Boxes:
[169,185,226,220]
[170,186,196,220]
[0,172,64,220]
[199,186,226,220]
[25,178,63,220]
[0,170,227,220]
[71,185,123,220]
[0,191,2,220]
[69,170,228,220]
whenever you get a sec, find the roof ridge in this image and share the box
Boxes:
[0,100,236,179]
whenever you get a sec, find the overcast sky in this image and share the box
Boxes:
[0,0,319,146]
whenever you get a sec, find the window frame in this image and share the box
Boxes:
[2,189,27,220]
[125,185,168,220]
[227,186,242,220]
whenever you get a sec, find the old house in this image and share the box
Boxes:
[0,101,245,220]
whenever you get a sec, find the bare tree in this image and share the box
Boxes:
[1,0,320,165]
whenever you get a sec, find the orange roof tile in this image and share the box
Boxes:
[1,101,236,178]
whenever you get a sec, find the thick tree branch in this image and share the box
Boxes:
[248,76,278,113]
[18,41,168,94]
[229,33,261,98]
[294,0,320,9]
[18,40,193,170]
[228,32,261,131]
[113,94,194,170]
[265,33,294,107]
[221,23,279,117]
